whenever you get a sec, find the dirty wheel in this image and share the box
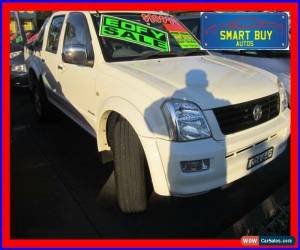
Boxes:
[113,117,149,213]
[33,81,53,121]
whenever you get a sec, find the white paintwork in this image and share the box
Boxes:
[211,51,290,104]
[25,11,290,197]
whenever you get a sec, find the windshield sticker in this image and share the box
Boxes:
[141,14,177,24]
[170,32,200,49]
[163,22,200,49]
[15,35,24,44]
[163,22,186,32]
[99,15,170,52]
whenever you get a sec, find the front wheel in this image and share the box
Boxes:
[32,81,53,121]
[113,118,150,213]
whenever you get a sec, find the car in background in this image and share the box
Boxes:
[10,12,28,88]
[177,13,291,105]
[10,12,49,89]
[10,42,28,88]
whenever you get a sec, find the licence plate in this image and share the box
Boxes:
[247,147,274,170]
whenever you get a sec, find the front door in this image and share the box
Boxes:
[57,12,97,132]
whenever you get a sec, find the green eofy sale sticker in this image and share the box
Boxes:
[99,15,170,52]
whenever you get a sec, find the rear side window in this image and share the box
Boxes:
[63,12,94,62]
[46,15,65,53]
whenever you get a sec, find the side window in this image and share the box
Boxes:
[46,15,65,53]
[63,12,94,64]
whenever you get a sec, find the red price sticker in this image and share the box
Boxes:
[141,14,177,24]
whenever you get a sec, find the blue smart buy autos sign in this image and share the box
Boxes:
[200,12,289,50]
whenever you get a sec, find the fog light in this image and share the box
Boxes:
[180,159,210,173]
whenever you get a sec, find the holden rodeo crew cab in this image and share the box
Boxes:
[25,11,290,213]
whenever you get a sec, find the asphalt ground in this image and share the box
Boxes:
[11,88,290,239]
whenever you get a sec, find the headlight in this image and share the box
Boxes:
[162,99,211,141]
[277,79,288,111]
[11,64,27,73]
[10,51,22,59]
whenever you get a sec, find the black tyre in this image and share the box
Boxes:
[32,80,53,121]
[113,118,149,213]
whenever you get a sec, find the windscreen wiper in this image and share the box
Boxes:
[182,49,208,56]
[135,50,179,60]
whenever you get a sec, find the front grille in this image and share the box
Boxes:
[213,93,280,135]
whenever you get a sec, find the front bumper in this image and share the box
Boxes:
[10,70,28,88]
[155,109,290,196]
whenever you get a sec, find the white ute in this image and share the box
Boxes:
[25,11,290,213]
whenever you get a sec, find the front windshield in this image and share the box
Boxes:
[91,12,207,62]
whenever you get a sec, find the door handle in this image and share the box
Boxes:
[57,64,64,70]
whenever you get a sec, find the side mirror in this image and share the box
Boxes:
[62,45,91,66]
